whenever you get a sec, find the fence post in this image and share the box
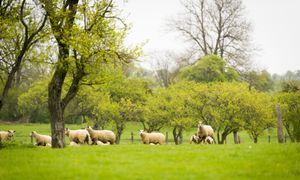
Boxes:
[238,135,241,144]
[268,135,271,143]
[131,132,134,143]
[276,104,285,143]
[166,132,168,144]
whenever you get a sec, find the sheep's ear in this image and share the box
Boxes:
[13,130,16,133]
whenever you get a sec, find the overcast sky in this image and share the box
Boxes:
[117,0,300,75]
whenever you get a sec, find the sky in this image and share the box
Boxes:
[116,0,300,75]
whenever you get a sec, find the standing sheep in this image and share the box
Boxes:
[30,131,52,146]
[139,130,165,145]
[86,126,115,145]
[65,128,90,145]
[0,130,15,141]
[197,122,215,143]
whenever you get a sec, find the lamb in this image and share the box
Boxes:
[86,126,115,145]
[0,130,15,141]
[190,133,200,144]
[139,130,165,145]
[65,128,90,145]
[96,141,111,145]
[30,131,51,146]
[197,121,214,143]
[204,136,214,144]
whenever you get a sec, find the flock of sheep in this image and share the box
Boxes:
[0,122,215,146]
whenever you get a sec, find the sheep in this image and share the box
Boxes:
[30,131,52,146]
[190,133,200,144]
[197,121,215,143]
[204,136,214,144]
[139,130,165,145]
[86,126,116,145]
[69,141,80,147]
[65,128,90,145]
[0,130,15,141]
[96,141,110,146]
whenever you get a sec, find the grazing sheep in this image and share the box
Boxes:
[86,126,115,145]
[65,128,90,144]
[197,122,214,143]
[139,130,165,145]
[204,136,214,144]
[30,131,51,146]
[0,130,15,141]
[190,133,200,144]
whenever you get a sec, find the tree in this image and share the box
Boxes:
[178,55,239,83]
[277,92,300,142]
[171,0,252,68]
[39,0,136,148]
[244,70,274,92]
[0,0,47,111]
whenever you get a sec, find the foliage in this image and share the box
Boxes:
[244,70,274,92]
[178,55,239,83]
[276,92,300,142]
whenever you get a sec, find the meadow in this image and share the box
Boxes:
[0,123,299,179]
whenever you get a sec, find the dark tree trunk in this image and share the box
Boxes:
[253,136,258,143]
[48,46,69,148]
[217,131,221,144]
[116,124,124,144]
[221,132,228,144]
[233,130,238,144]
[276,104,285,143]
[172,126,183,145]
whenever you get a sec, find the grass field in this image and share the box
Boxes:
[1,123,299,179]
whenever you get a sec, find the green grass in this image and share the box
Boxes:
[0,143,299,179]
[0,123,299,179]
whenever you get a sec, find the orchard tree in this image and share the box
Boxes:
[39,0,138,148]
[0,0,47,110]
[277,92,300,142]
[171,0,253,68]
[178,55,239,83]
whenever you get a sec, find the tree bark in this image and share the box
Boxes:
[253,136,258,143]
[115,124,124,144]
[276,104,285,143]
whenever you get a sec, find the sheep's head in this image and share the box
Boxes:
[7,130,15,139]
[86,126,93,132]
[30,131,37,138]
[64,128,70,136]
[139,130,145,135]
[198,122,203,128]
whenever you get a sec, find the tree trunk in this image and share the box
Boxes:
[217,131,221,144]
[276,104,285,143]
[116,127,123,144]
[48,46,69,148]
[172,126,183,145]
[221,132,228,144]
[233,130,238,144]
[253,136,258,143]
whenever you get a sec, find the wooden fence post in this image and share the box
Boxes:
[268,135,271,143]
[238,135,241,144]
[276,104,285,143]
[131,132,134,143]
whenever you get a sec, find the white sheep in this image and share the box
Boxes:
[96,140,111,145]
[139,130,165,145]
[190,133,200,144]
[0,130,15,141]
[204,136,214,144]
[197,122,214,143]
[86,126,116,145]
[30,131,52,146]
[65,128,90,145]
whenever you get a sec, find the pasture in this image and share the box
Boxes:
[0,123,299,179]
